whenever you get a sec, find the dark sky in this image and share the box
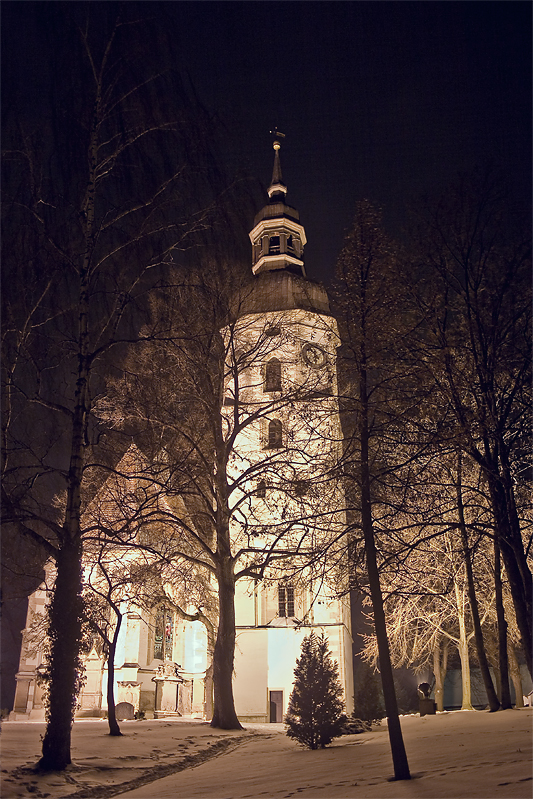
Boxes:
[4,1,531,282]
[167,1,531,281]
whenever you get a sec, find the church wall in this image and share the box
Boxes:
[123,612,142,665]
[233,628,269,721]
[266,626,306,719]
[77,649,104,716]
[137,615,150,669]
[113,604,128,668]
[235,579,256,626]
[342,623,355,714]
[261,584,278,626]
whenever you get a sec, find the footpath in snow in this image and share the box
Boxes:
[1,708,531,799]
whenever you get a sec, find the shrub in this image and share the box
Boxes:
[353,661,384,722]
[285,631,345,749]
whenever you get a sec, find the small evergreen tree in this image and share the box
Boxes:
[353,661,384,722]
[285,631,345,749]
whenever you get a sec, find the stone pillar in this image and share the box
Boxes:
[124,613,142,664]
[12,673,32,715]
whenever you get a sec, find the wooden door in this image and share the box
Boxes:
[269,690,283,722]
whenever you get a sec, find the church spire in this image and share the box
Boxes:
[248,132,307,277]
[268,129,287,200]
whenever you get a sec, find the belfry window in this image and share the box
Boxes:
[264,358,281,392]
[266,419,283,449]
[269,236,280,254]
[154,608,173,660]
[287,234,294,251]
[256,479,267,498]
[278,585,295,617]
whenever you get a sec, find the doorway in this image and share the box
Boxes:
[269,690,283,722]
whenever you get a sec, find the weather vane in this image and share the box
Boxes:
[270,128,285,150]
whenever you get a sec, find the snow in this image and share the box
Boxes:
[1,708,531,798]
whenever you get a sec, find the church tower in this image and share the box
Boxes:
[227,136,353,722]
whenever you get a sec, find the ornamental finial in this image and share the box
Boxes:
[270,128,285,151]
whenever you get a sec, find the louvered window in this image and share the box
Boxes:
[267,419,283,449]
[264,358,281,392]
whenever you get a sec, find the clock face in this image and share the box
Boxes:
[301,342,327,368]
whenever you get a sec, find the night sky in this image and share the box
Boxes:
[169,1,531,280]
[4,1,531,281]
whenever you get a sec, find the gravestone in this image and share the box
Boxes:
[115,701,135,720]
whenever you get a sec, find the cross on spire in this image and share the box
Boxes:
[270,128,286,150]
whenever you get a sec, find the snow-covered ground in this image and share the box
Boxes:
[1,708,531,799]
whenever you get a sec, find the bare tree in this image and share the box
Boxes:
[333,201,414,781]
[2,5,244,770]
[100,268,349,730]
[362,449,502,711]
[409,170,532,676]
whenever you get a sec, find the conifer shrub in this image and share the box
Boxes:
[285,630,345,749]
[353,661,384,722]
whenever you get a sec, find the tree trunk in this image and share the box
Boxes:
[359,366,410,780]
[211,555,242,729]
[454,586,473,711]
[433,639,449,712]
[455,455,499,711]
[493,533,512,708]
[486,468,532,678]
[499,440,532,613]
[204,662,214,721]
[38,157,94,770]
[508,643,524,708]
[457,640,473,711]
[363,515,410,779]
[38,542,83,770]
[106,613,123,736]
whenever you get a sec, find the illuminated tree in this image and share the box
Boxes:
[362,450,501,711]
[409,170,532,677]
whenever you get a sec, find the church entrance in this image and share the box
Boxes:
[269,690,283,722]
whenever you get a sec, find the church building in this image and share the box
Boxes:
[11,139,354,723]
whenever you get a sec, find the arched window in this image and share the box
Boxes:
[154,608,173,660]
[256,479,267,498]
[264,358,281,392]
[267,419,283,449]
